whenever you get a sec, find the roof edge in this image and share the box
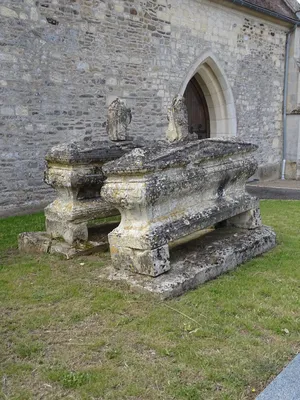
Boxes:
[226,0,300,25]
[282,0,299,13]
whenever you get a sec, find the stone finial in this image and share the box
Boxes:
[107,98,132,141]
[166,95,189,143]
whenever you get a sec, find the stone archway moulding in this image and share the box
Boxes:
[179,50,237,138]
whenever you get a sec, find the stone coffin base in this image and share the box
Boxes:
[107,225,276,299]
[18,222,118,259]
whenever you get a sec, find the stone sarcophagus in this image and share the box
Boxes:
[19,140,142,257]
[101,139,275,280]
[44,140,125,245]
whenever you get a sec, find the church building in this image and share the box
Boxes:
[1,0,300,216]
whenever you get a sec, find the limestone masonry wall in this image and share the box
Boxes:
[0,0,288,216]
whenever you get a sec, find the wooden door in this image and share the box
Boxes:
[184,76,210,139]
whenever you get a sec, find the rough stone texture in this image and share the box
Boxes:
[44,141,121,244]
[101,139,261,276]
[44,139,141,165]
[226,0,297,19]
[43,139,155,244]
[107,225,276,298]
[18,231,52,254]
[18,221,117,259]
[166,95,189,142]
[107,98,132,141]
[0,0,292,215]
[20,138,166,253]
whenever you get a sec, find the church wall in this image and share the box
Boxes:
[285,27,300,180]
[0,0,288,216]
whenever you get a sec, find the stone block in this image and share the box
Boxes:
[110,243,170,277]
[18,232,51,253]
[19,139,159,254]
[43,140,131,245]
[45,216,88,244]
[18,229,110,259]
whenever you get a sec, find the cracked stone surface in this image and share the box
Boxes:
[107,225,276,298]
[101,139,261,276]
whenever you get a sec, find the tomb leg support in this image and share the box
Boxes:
[110,242,170,277]
[45,210,88,244]
[44,156,117,245]
[224,207,262,229]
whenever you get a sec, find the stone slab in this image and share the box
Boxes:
[45,139,166,165]
[107,225,276,299]
[18,231,109,259]
[18,222,118,259]
[103,139,257,175]
[256,354,300,400]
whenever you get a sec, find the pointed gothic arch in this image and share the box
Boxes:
[179,51,237,138]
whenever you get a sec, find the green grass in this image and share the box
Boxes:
[0,212,45,252]
[0,201,300,399]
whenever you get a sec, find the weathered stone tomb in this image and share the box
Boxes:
[19,138,276,297]
[102,139,276,297]
[19,139,138,257]
[102,139,261,275]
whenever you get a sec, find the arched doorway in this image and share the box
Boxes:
[184,76,210,139]
[179,52,237,138]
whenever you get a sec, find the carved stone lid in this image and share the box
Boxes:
[102,139,258,175]
[45,140,152,165]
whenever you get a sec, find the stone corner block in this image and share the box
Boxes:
[110,243,170,277]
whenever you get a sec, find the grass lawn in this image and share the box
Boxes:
[0,200,299,400]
